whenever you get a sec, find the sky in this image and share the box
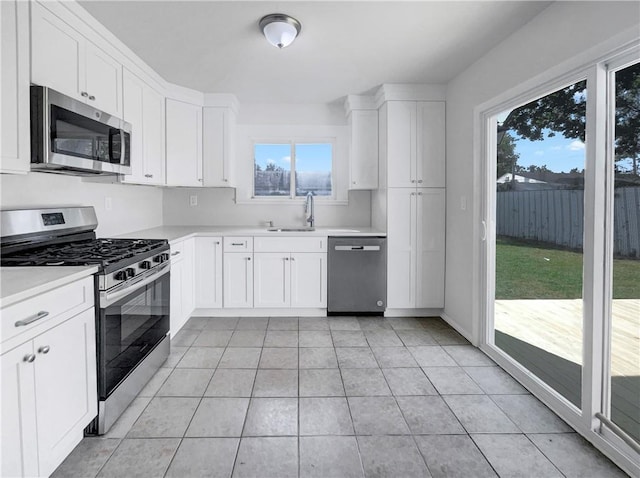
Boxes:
[511,131,585,173]
[254,143,332,172]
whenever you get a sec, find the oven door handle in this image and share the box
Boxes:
[101,263,170,308]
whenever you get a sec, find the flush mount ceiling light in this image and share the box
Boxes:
[259,14,302,49]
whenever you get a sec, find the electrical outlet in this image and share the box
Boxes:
[190,195,198,206]
[105,197,112,211]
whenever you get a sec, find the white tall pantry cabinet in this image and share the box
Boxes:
[379,97,446,310]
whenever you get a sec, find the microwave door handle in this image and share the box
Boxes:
[120,129,126,165]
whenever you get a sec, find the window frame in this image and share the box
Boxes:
[251,137,337,201]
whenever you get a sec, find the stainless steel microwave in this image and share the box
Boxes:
[30,85,132,175]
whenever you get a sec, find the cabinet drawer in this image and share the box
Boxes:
[224,237,253,252]
[170,240,184,262]
[254,236,327,253]
[1,276,94,348]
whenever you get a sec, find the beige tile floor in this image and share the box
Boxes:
[52,316,627,478]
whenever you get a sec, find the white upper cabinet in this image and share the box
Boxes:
[348,109,379,189]
[166,98,203,187]
[122,69,165,185]
[203,106,237,187]
[0,0,30,174]
[416,102,446,187]
[383,100,445,188]
[31,3,123,118]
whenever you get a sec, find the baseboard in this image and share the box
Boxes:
[439,311,476,346]
[384,308,443,317]
[192,308,327,317]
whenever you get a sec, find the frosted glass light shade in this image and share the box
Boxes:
[259,14,301,49]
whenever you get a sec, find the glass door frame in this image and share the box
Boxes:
[477,44,640,475]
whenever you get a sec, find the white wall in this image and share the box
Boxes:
[163,102,372,228]
[0,172,163,237]
[444,1,640,341]
[163,187,371,227]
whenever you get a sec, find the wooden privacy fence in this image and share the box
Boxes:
[496,187,640,258]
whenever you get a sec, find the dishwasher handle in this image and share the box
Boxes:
[334,245,381,251]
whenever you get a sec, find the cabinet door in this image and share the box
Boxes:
[170,256,184,336]
[143,86,166,184]
[166,99,203,187]
[34,308,97,477]
[386,188,417,308]
[416,102,445,187]
[416,189,446,308]
[84,41,122,118]
[254,253,290,308]
[223,254,253,308]
[349,109,379,190]
[182,239,195,319]
[31,3,84,102]
[1,0,30,174]
[122,70,145,183]
[195,237,223,308]
[290,253,327,308]
[1,342,38,478]
[203,107,235,187]
[386,101,416,188]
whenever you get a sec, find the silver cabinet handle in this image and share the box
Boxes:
[284,257,289,261]
[223,178,228,182]
[411,179,416,183]
[198,178,203,182]
[290,257,295,261]
[417,179,423,183]
[23,354,36,363]
[38,345,50,354]
[231,243,244,246]
[417,192,423,196]
[247,257,252,261]
[81,91,88,97]
[15,311,49,327]
[88,95,96,101]
[171,251,180,256]
[215,241,220,245]
[144,174,153,178]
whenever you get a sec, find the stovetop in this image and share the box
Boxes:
[1,238,168,272]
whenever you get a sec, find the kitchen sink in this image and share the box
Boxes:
[267,227,316,232]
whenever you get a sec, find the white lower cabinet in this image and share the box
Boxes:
[223,253,254,308]
[170,239,195,335]
[1,277,96,478]
[253,237,327,309]
[290,253,327,308]
[387,188,445,309]
[195,237,223,308]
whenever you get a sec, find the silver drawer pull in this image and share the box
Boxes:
[231,242,244,246]
[23,354,36,363]
[88,95,96,101]
[15,311,49,327]
[171,251,181,256]
[38,345,50,354]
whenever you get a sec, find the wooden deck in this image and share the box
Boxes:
[494,299,639,377]
[494,298,639,442]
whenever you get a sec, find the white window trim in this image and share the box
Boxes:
[250,138,338,202]
[473,38,640,477]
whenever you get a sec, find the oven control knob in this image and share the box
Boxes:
[114,270,128,281]
[161,253,170,262]
[153,254,166,263]
[126,268,136,278]
[140,260,151,269]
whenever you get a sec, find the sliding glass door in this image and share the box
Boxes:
[606,60,640,446]
[493,80,587,408]
[483,51,640,470]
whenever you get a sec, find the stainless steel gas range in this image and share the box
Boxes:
[0,206,170,435]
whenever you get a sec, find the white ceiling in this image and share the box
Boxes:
[78,1,552,104]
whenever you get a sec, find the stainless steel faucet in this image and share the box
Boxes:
[305,192,315,228]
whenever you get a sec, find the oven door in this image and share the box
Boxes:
[97,264,170,400]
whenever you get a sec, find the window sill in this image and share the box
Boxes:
[235,198,349,206]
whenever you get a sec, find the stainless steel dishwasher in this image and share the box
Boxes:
[328,236,387,314]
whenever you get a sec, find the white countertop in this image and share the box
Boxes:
[117,226,386,244]
[0,266,99,308]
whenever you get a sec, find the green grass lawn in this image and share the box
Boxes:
[495,238,640,300]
